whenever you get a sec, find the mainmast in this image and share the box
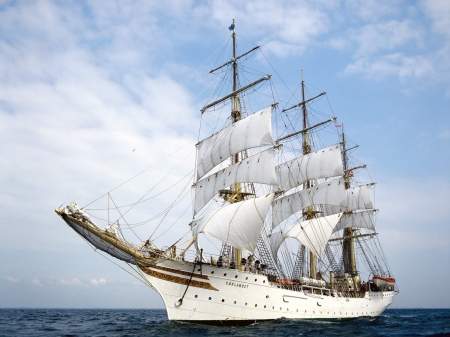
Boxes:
[342,124,357,276]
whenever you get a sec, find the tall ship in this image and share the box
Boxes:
[56,21,398,324]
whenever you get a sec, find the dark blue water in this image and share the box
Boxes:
[0,309,449,336]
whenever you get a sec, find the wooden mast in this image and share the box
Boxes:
[230,20,244,271]
[342,124,357,276]
[298,71,321,279]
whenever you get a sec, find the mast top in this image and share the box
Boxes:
[229,19,235,32]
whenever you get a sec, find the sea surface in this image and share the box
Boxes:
[0,309,449,337]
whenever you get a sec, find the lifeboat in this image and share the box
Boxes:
[373,276,396,287]
[276,279,296,285]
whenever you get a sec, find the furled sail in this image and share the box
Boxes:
[272,178,374,228]
[270,213,342,258]
[194,149,278,215]
[333,209,376,233]
[196,105,273,179]
[276,144,344,192]
[191,193,274,253]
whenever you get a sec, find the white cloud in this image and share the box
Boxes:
[351,20,424,57]
[32,279,42,287]
[6,276,19,283]
[343,53,434,80]
[422,0,450,38]
[90,278,107,286]
[207,0,332,57]
[376,177,450,250]
[438,130,450,139]
[344,0,398,21]
[60,278,82,286]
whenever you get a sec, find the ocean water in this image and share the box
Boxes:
[0,309,449,337]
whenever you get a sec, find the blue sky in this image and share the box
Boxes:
[0,0,449,309]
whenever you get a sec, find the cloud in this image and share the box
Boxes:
[60,278,82,286]
[376,177,450,250]
[207,0,332,57]
[32,279,42,287]
[438,130,450,139]
[6,276,19,283]
[90,278,106,286]
[422,0,450,38]
[343,53,435,80]
[351,20,424,57]
[344,0,398,21]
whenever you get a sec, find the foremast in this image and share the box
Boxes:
[300,71,318,280]
[200,20,270,271]
[229,20,244,271]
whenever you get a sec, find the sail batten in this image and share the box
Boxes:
[276,144,344,192]
[194,149,278,215]
[272,178,374,228]
[196,106,273,180]
[192,194,274,253]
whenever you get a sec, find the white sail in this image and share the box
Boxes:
[196,106,273,179]
[192,193,274,253]
[194,149,278,215]
[276,144,344,192]
[346,183,374,210]
[270,213,342,258]
[333,209,376,233]
[272,178,374,228]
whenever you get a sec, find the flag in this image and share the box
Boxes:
[334,123,342,127]
[229,20,235,31]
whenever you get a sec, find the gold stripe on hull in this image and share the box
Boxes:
[151,264,209,280]
[139,265,218,291]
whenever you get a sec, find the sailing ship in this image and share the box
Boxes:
[56,21,398,324]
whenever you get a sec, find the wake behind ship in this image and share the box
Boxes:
[56,21,398,324]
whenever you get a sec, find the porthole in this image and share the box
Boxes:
[272,306,274,309]
[211,271,214,274]
[255,304,257,307]
[224,273,227,276]
[246,277,248,280]
[222,299,225,302]
[263,280,265,283]
[209,297,211,300]
[195,295,198,298]
[264,305,266,308]
[234,301,236,304]
[255,279,257,282]
[266,295,269,298]
[235,275,238,278]
[245,303,247,306]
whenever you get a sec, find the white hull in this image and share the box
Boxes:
[140,259,394,323]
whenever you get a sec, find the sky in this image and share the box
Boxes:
[0,0,449,309]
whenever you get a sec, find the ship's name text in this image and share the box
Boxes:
[225,281,249,289]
